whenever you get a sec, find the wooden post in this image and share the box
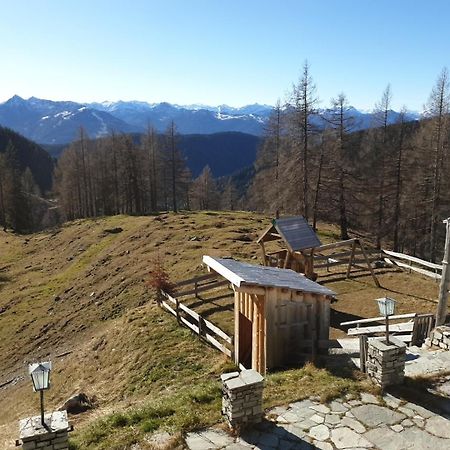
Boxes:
[234,291,240,367]
[358,240,380,287]
[359,335,368,373]
[310,304,317,364]
[283,251,291,269]
[175,298,180,323]
[260,242,267,266]
[198,315,205,338]
[346,240,357,279]
[436,218,450,325]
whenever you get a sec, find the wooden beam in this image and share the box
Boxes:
[341,313,417,326]
[382,249,443,270]
[358,240,380,287]
[315,239,356,251]
[173,272,218,288]
[202,255,244,287]
[348,321,414,336]
[346,240,357,279]
[283,251,291,269]
[234,291,240,366]
[260,241,268,266]
[386,259,442,280]
[256,224,277,244]
[175,279,230,297]
[235,285,266,295]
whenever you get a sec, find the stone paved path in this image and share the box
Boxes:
[185,392,450,449]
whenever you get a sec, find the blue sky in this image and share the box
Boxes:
[0,0,449,110]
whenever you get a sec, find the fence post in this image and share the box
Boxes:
[359,335,368,373]
[437,218,450,326]
[175,298,180,323]
[198,315,205,339]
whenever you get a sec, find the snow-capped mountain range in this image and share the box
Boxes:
[0,96,420,145]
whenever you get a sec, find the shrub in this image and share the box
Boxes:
[147,255,175,302]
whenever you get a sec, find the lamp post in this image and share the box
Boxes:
[376,297,396,344]
[28,362,51,426]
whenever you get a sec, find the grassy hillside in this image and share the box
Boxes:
[0,212,440,449]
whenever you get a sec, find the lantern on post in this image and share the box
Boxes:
[376,297,396,344]
[29,362,51,426]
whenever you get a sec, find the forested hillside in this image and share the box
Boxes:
[247,65,450,262]
[0,126,54,191]
[0,127,55,232]
[54,125,238,220]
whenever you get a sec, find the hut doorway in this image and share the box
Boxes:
[238,313,252,369]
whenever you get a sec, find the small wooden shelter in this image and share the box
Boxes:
[257,216,321,279]
[203,256,335,374]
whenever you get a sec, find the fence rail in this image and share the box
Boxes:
[382,249,442,280]
[160,290,233,358]
[343,313,434,347]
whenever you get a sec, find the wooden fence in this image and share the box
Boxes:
[159,277,234,359]
[382,249,442,280]
[342,312,434,347]
[312,238,381,287]
[313,240,380,271]
[358,313,434,373]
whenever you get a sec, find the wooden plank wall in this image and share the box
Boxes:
[264,288,330,370]
[234,290,266,374]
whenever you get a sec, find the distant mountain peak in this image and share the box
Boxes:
[5,94,26,105]
[0,96,421,145]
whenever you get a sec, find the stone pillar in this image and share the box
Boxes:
[19,411,70,450]
[366,337,406,388]
[424,325,450,350]
[221,370,264,429]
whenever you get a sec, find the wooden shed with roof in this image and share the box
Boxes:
[203,256,335,374]
[257,216,321,279]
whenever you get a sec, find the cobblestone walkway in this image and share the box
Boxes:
[185,392,450,449]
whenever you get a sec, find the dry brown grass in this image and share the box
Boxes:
[0,212,441,449]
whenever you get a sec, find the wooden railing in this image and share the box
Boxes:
[160,290,233,358]
[314,248,380,270]
[342,312,434,346]
[382,249,442,280]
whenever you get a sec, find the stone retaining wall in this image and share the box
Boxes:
[424,325,450,350]
[221,370,264,429]
[19,411,69,450]
[366,337,406,388]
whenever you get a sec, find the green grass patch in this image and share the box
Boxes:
[70,381,221,449]
[264,362,377,407]
[71,364,375,449]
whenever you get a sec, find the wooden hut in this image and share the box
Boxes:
[257,216,321,279]
[203,256,335,374]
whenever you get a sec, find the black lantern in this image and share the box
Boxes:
[29,362,51,426]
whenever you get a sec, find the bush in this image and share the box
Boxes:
[147,255,175,300]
